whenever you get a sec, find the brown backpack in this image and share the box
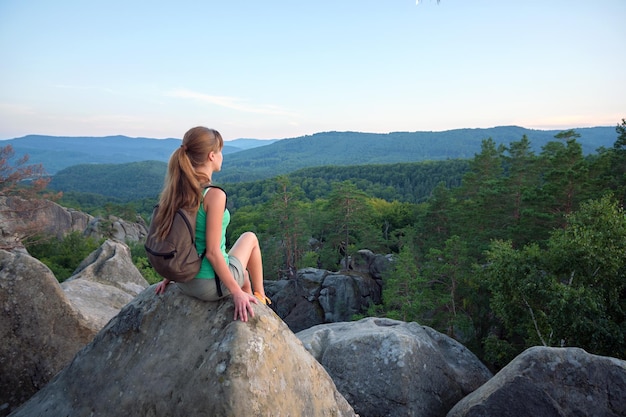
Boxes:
[144,204,204,282]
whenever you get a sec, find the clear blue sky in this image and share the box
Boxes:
[1,0,624,141]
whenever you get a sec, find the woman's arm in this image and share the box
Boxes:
[203,187,257,321]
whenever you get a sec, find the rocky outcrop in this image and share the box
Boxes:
[447,346,626,417]
[298,317,492,417]
[0,239,148,416]
[61,239,149,332]
[0,196,91,248]
[9,285,356,417]
[265,267,382,333]
[0,250,96,417]
[0,196,148,247]
[83,214,148,242]
[346,249,392,280]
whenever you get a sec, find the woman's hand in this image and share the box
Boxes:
[232,290,259,322]
[155,279,171,295]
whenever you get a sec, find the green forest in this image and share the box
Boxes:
[25,122,626,370]
[222,126,626,367]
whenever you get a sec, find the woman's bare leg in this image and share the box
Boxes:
[241,270,252,294]
[229,232,266,298]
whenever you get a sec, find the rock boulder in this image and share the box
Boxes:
[266,267,382,333]
[298,317,492,417]
[447,346,626,417]
[83,214,148,242]
[0,250,95,417]
[0,196,148,248]
[9,285,356,417]
[348,249,391,280]
[0,196,91,248]
[61,239,149,332]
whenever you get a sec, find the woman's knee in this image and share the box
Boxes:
[241,231,258,245]
[230,232,261,265]
[239,232,260,252]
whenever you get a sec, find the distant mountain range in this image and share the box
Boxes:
[3,135,275,175]
[2,126,617,179]
[215,126,616,182]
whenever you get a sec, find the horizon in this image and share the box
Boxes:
[1,0,625,141]
[0,123,618,143]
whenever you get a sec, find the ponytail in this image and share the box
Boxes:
[153,127,223,240]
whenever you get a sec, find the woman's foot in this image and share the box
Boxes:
[254,291,272,305]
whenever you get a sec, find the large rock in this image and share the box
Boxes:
[9,285,357,417]
[348,249,392,280]
[264,276,326,333]
[266,267,382,333]
[0,196,148,248]
[318,271,380,322]
[298,317,492,417]
[0,196,91,248]
[0,250,96,417]
[61,239,149,332]
[447,346,626,417]
[83,214,148,242]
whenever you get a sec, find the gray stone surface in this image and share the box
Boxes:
[447,346,626,417]
[0,250,95,416]
[266,267,382,332]
[298,317,493,417]
[9,285,356,417]
[61,239,149,332]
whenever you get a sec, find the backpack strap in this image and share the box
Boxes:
[177,208,196,247]
[202,185,227,210]
[201,185,226,297]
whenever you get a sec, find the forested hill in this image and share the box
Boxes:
[213,126,615,182]
[3,125,615,176]
[3,135,272,174]
[50,159,470,206]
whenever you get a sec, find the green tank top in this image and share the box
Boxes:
[195,187,230,279]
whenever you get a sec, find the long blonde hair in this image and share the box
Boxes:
[153,126,223,240]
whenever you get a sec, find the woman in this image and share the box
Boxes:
[154,126,270,322]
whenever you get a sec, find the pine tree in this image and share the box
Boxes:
[538,130,589,228]
[452,138,506,258]
[381,243,425,322]
[266,177,308,279]
[326,181,373,270]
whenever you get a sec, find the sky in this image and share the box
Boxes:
[0,1,624,142]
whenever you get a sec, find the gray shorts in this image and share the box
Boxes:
[176,255,245,301]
